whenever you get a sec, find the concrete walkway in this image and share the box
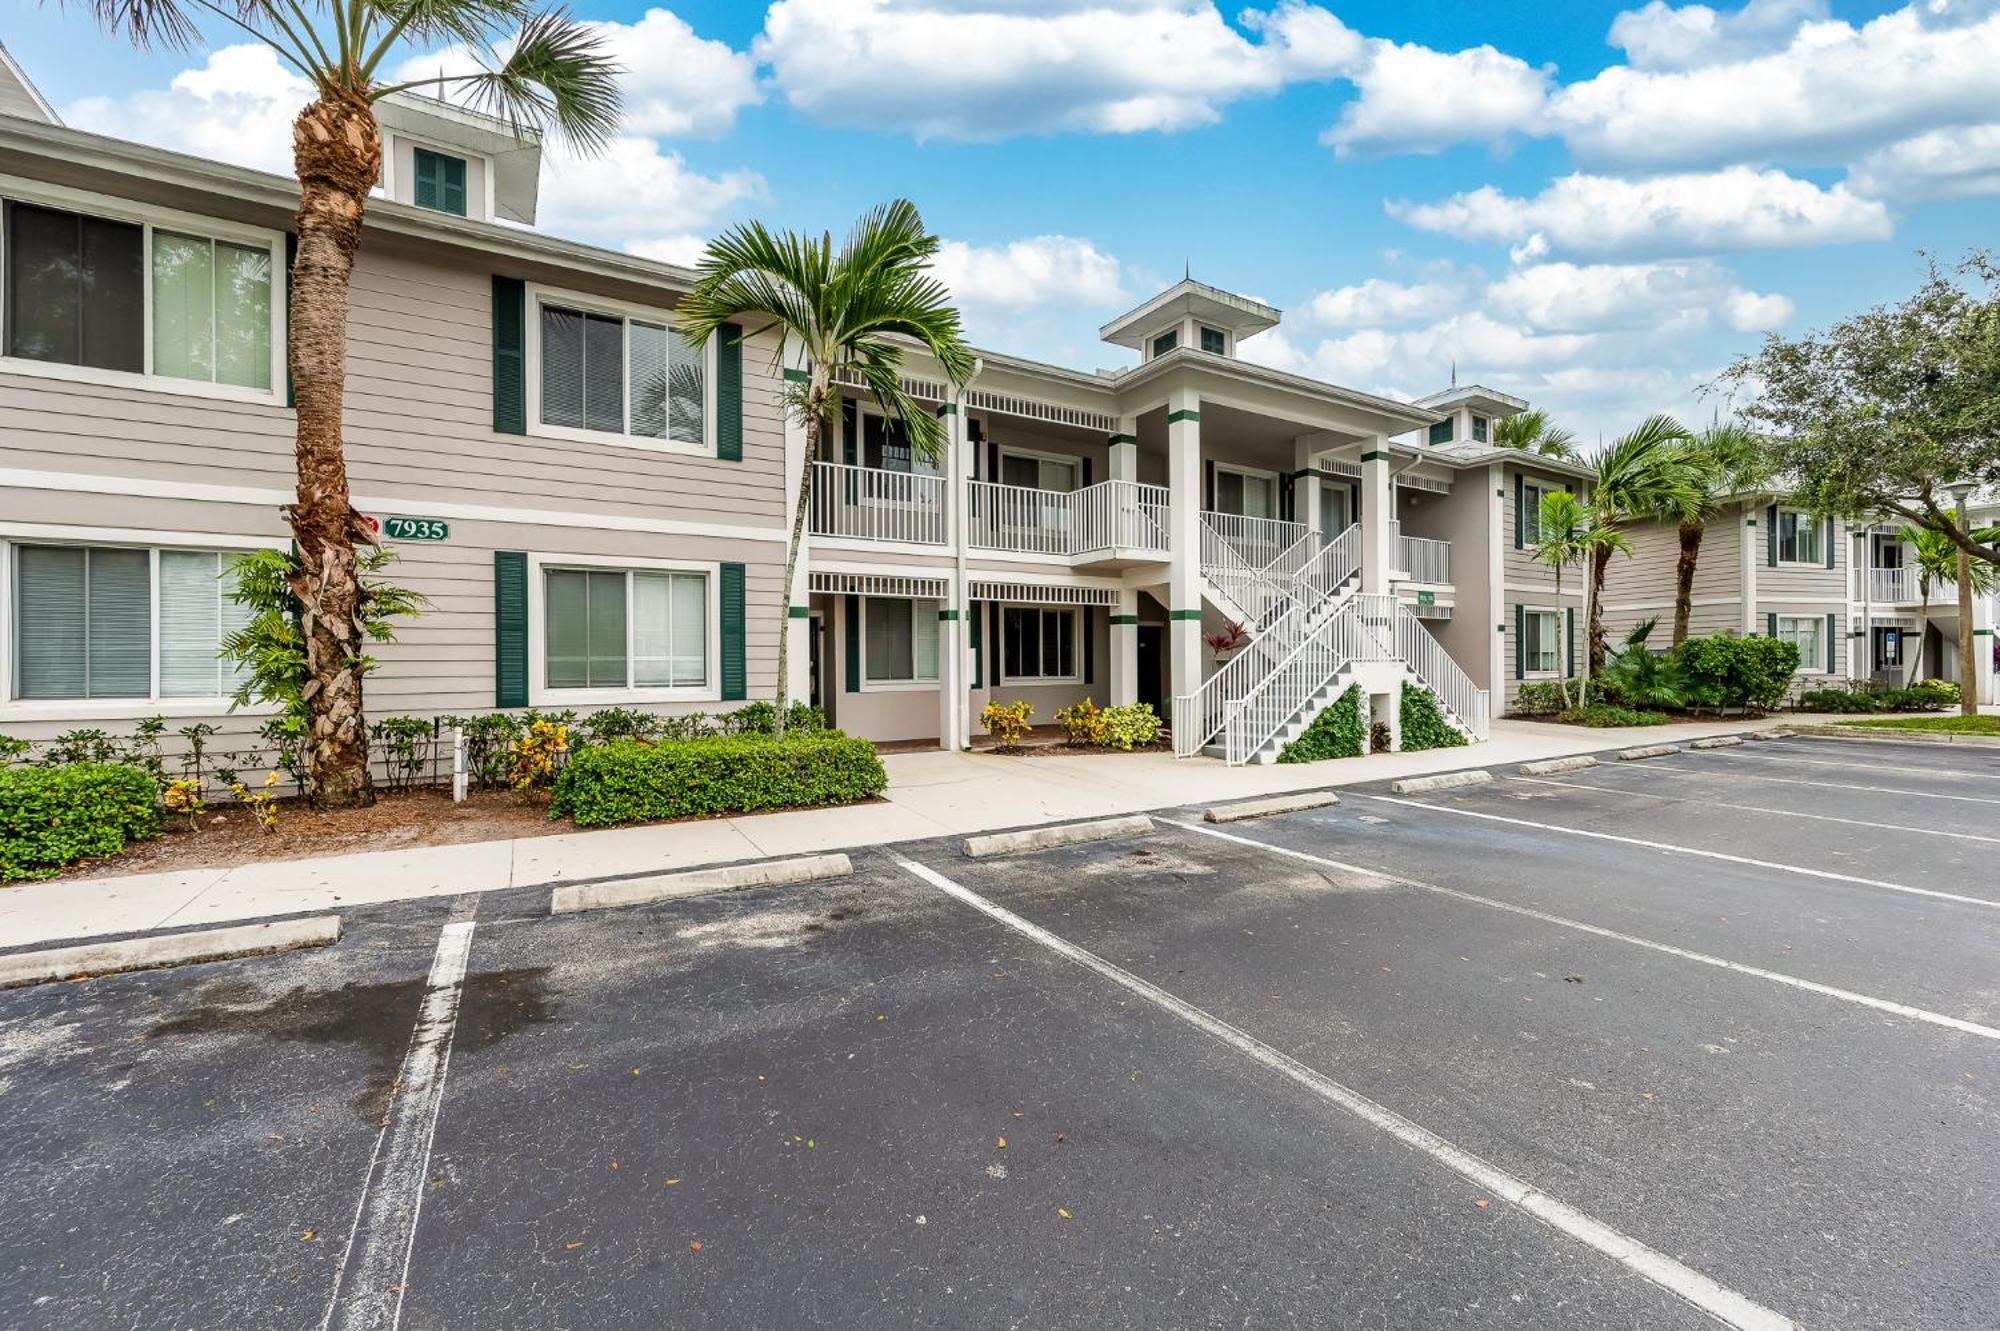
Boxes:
[0,714,1830,950]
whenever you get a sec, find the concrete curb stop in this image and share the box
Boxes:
[1748,729,1796,741]
[1519,756,1599,776]
[1204,791,1339,824]
[549,853,853,915]
[1688,736,1745,749]
[963,815,1154,859]
[0,915,342,989]
[1389,770,1493,795]
[1617,744,1683,761]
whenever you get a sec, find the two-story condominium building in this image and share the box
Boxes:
[0,51,1598,766]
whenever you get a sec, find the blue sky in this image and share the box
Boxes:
[6,0,1997,441]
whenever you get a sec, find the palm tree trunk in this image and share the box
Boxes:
[1672,520,1704,646]
[288,93,382,810]
[1588,543,1613,675]
[772,402,824,737]
[1910,590,1930,686]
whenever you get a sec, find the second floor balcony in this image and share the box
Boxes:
[1867,565,1953,604]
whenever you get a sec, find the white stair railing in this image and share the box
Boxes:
[1223,594,1399,765]
[1171,602,1306,756]
[1395,604,1489,739]
[1285,523,1362,604]
[1199,520,1291,629]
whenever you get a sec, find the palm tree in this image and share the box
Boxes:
[1584,414,1698,673]
[677,201,975,736]
[1664,424,1768,646]
[77,2,621,808]
[1530,489,1627,709]
[1493,409,1580,461]
[1903,524,2000,685]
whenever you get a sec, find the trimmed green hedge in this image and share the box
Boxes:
[1278,685,1364,763]
[1398,683,1468,752]
[1,762,159,881]
[1799,679,1958,713]
[549,733,887,827]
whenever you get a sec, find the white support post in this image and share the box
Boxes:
[1293,435,1322,539]
[1166,389,1204,708]
[1740,500,1760,636]
[1360,435,1393,596]
[1974,579,1996,706]
[1109,413,1138,485]
[1110,587,1138,707]
[782,346,813,708]
[938,393,968,750]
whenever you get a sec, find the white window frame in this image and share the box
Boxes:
[380,131,499,221]
[1213,461,1278,519]
[1520,480,1551,544]
[523,282,718,456]
[1522,606,1562,677]
[0,525,279,720]
[0,175,289,406]
[996,443,1081,493]
[526,551,721,705]
[1775,614,1829,673]
[857,595,940,692]
[1775,509,1826,567]
[999,603,1081,685]
[1472,414,1489,443]
[856,401,942,476]
[1197,325,1230,356]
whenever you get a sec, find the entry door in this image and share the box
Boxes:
[809,614,826,713]
[1319,481,1350,542]
[1136,625,1166,716]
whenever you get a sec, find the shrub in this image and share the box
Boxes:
[448,713,524,790]
[1797,687,1879,713]
[1053,697,1102,745]
[1,762,159,881]
[1904,678,1960,710]
[578,707,666,746]
[1053,699,1162,750]
[720,701,777,735]
[0,734,29,765]
[508,719,571,791]
[1511,680,1572,717]
[41,728,121,767]
[550,733,887,827]
[1556,704,1671,727]
[982,700,1034,749]
[1673,632,1798,713]
[1399,683,1469,751]
[370,715,435,791]
[1278,685,1363,762]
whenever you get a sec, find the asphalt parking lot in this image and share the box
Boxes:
[2,733,1996,1330]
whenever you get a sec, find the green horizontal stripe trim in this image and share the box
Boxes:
[1106,433,1138,446]
[937,609,961,621]
[1360,449,1392,462]
[788,605,812,619]
[783,368,810,383]
[1976,628,1995,637]
[1169,608,1203,621]
[936,402,958,415]
[1109,614,1140,625]
[1165,409,1201,425]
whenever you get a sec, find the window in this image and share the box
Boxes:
[999,450,1078,492]
[1520,480,1550,543]
[1776,510,1823,564]
[1213,467,1275,519]
[1,196,281,397]
[1199,326,1226,355]
[1472,415,1488,443]
[861,410,937,474]
[544,567,707,691]
[1427,419,1453,446]
[413,148,467,216]
[1002,606,1077,682]
[1775,615,1826,671]
[1522,608,1561,675]
[1150,329,1179,358]
[863,597,939,684]
[9,544,252,702]
[534,291,709,449]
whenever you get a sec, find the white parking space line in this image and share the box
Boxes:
[1512,776,2000,846]
[1626,764,2000,806]
[894,854,1798,1331]
[321,911,477,1331]
[1367,796,2000,912]
[1709,752,2000,782]
[1168,820,2000,1043]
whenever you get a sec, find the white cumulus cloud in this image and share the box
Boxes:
[1607,0,1827,69]
[931,235,1126,309]
[536,138,768,247]
[1848,123,2000,200]
[1487,260,1792,333]
[1322,39,1552,156]
[64,44,309,174]
[1297,275,1473,328]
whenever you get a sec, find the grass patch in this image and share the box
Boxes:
[1836,714,2000,736]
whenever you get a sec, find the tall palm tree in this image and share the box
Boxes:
[77,2,621,808]
[1530,489,1627,709]
[1584,414,1698,673]
[1493,408,1580,461]
[1664,424,1768,646]
[677,201,976,736]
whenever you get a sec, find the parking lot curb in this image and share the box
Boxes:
[0,915,341,989]
[1518,756,1599,776]
[1747,729,1795,741]
[1789,724,2000,748]
[1389,770,1493,795]
[549,854,853,915]
[1204,791,1339,823]
[963,815,1154,858]
[1688,736,1745,749]
[1617,744,1683,761]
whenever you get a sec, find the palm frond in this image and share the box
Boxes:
[73,0,204,49]
[354,0,533,77]
[395,9,622,152]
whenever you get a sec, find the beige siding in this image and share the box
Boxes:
[0,61,52,123]
[1409,469,1494,693]
[1499,463,1577,594]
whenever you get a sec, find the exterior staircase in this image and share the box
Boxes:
[1173,518,1490,764]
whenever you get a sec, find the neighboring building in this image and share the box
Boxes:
[0,52,1628,768]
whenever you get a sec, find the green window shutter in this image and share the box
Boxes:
[493,551,528,708]
[1514,604,1526,680]
[1203,460,1216,511]
[1565,607,1575,677]
[719,561,747,701]
[1826,612,1838,671]
[492,276,527,435]
[414,150,439,211]
[1513,474,1525,549]
[969,602,983,688]
[1824,517,1836,569]
[716,327,743,461]
[284,233,297,409]
[844,595,861,693]
[440,155,467,216]
[1082,607,1095,684]
[1766,504,1778,566]
[843,399,859,466]
[1766,612,1778,638]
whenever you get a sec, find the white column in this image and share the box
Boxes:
[1740,500,1760,636]
[1974,578,1996,706]
[1110,587,1138,707]
[1849,528,1868,683]
[1109,414,1138,484]
[1360,435,1393,596]
[782,348,813,707]
[938,393,968,750]
[1166,388,1204,709]
[1293,436,1321,539]
[1486,463,1506,694]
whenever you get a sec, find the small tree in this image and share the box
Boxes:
[1718,250,2000,572]
[1668,424,1769,646]
[1585,415,1698,672]
[1529,490,1627,709]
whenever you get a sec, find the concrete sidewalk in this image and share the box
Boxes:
[0,714,1822,950]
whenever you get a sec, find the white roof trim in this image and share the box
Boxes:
[0,42,60,125]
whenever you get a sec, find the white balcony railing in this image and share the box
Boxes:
[809,462,947,545]
[966,478,1170,558]
[1203,511,1308,571]
[1399,534,1451,584]
[1868,566,1953,604]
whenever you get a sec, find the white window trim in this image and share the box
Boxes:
[522,281,718,457]
[0,174,289,407]
[857,595,941,692]
[995,443,1082,492]
[1522,605,1563,678]
[526,551,721,706]
[380,132,498,220]
[0,526,280,720]
[1520,480,1551,544]
[1775,508,1829,568]
[854,400,942,476]
[999,603,1082,685]
[1774,613,1832,674]
[1196,325,1231,356]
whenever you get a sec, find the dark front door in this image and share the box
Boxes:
[809,614,825,713]
[1137,625,1165,716]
